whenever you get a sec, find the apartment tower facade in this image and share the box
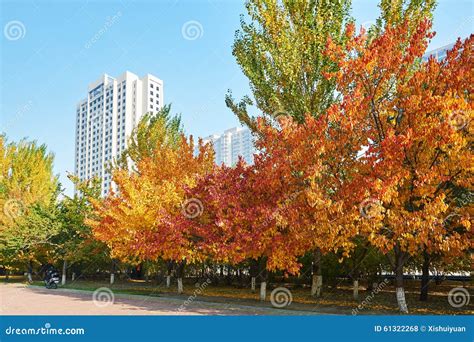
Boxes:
[203,126,256,166]
[74,71,163,195]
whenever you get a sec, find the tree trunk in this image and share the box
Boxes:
[258,258,267,301]
[311,248,322,297]
[166,260,173,288]
[249,259,258,293]
[237,267,243,287]
[394,248,409,313]
[367,271,378,292]
[353,280,359,300]
[131,263,143,279]
[260,281,267,301]
[219,264,224,284]
[71,272,76,281]
[226,265,232,285]
[27,260,33,283]
[61,260,67,286]
[110,260,116,285]
[176,260,186,294]
[420,250,430,301]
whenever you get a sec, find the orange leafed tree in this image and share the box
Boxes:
[87,127,214,293]
[253,114,362,297]
[187,112,363,300]
[323,20,473,312]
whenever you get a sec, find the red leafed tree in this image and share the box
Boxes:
[188,111,362,300]
[187,158,313,300]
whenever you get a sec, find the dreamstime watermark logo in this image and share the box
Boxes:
[2,100,34,131]
[181,198,204,219]
[181,20,204,40]
[4,322,85,336]
[443,212,462,224]
[437,209,470,230]
[177,278,211,311]
[4,20,26,41]
[270,287,293,308]
[92,287,115,307]
[4,199,25,219]
[84,11,122,49]
[448,287,470,308]
[272,109,292,130]
[352,278,389,315]
[448,111,469,131]
[359,198,383,219]
[360,20,376,32]
[455,15,473,39]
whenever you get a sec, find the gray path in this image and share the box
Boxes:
[0,283,319,315]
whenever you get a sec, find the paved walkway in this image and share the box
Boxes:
[0,283,317,315]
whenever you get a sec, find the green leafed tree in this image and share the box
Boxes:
[52,175,109,285]
[368,0,436,40]
[0,135,59,278]
[116,104,183,171]
[226,0,352,128]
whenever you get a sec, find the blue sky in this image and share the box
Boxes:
[1,0,472,195]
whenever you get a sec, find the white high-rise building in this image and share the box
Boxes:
[203,127,256,166]
[423,41,458,61]
[74,71,164,196]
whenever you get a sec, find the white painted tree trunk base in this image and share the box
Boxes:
[177,278,183,294]
[396,287,409,313]
[166,275,171,288]
[260,281,267,301]
[27,273,32,283]
[311,275,322,297]
[353,280,359,300]
[251,277,256,292]
[71,272,76,281]
[110,273,115,285]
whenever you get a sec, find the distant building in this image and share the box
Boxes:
[423,42,457,62]
[74,71,164,196]
[203,126,257,166]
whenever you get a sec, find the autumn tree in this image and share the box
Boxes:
[253,112,367,298]
[185,158,314,300]
[0,136,59,280]
[88,114,214,293]
[187,111,364,300]
[324,20,472,312]
[226,0,437,298]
